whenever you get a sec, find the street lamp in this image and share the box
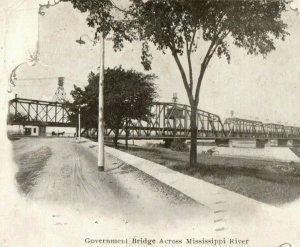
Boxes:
[76,34,105,171]
[76,103,88,143]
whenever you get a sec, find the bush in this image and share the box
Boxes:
[170,139,189,152]
[146,142,162,148]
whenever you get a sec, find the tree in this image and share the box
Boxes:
[69,66,157,147]
[65,0,289,167]
[7,112,28,124]
[128,0,289,167]
[61,0,134,50]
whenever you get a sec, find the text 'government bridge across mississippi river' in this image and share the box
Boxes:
[7,97,300,147]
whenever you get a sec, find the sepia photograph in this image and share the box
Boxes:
[1,0,300,246]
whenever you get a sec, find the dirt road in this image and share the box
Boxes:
[8,137,300,247]
[12,137,209,226]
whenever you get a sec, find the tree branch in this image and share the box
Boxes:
[215,12,227,33]
[189,27,197,53]
[194,37,218,105]
[108,0,131,15]
[194,30,230,105]
[186,39,194,90]
[171,46,194,105]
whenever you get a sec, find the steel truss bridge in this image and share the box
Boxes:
[105,102,226,139]
[8,97,72,127]
[8,97,300,140]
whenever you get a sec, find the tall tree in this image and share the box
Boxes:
[69,66,157,147]
[66,0,289,167]
[128,0,289,167]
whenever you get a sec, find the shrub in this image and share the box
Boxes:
[170,139,189,152]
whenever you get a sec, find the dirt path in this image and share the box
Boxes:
[12,137,208,226]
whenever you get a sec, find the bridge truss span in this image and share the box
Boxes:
[285,126,300,139]
[8,97,300,140]
[264,123,287,139]
[223,118,266,139]
[223,118,300,140]
[8,97,73,127]
[106,102,226,139]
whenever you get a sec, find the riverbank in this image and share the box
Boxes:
[117,144,300,206]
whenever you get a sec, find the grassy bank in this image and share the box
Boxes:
[118,145,300,206]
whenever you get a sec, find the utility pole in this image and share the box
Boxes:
[98,35,105,171]
[76,103,87,143]
[78,107,81,142]
[76,34,105,171]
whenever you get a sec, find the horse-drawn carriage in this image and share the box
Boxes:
[51,131,65,136]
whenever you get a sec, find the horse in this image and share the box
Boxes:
[57,131,65,136]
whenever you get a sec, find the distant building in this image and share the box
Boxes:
[23,125,46,136]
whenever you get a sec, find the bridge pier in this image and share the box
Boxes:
[226,139,267,148]
[256,139,267,148]
[291,139,300,147]
[265,140,278,147]
[277,139,289,147]
[265,139,300,147]
[164,139,173,148]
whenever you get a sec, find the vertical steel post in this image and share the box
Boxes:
[54,103,57,123]
[28,103,30,121]
[36,102,38,121]
[46,105,48,123]
[15,100,17,119]
[184,105,187,135]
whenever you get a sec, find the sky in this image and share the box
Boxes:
[2,0,300,126]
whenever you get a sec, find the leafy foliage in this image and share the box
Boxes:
[64,0,288,103]
[7,112,28,124]
[170,138,189,152]
[61,0,135,51]
[129,0,288,103]
[126,0,288,166]
[65,0,289,164]
[68,66,157,145]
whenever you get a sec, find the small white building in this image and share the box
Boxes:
[7,125,76,137]
[24,126,46,136]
